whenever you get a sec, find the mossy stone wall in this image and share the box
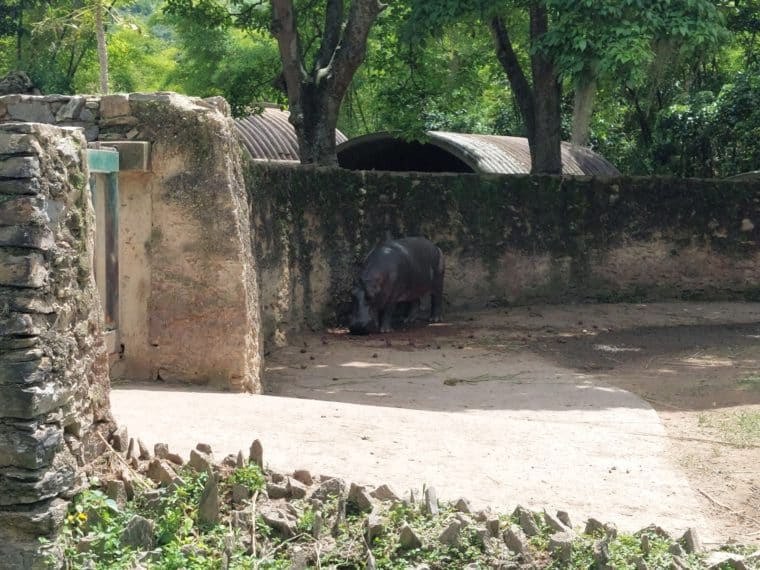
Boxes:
[247,162,760,344]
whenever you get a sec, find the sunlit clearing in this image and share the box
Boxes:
[594,344,642,353]
[341,361,388,368]
[681,355,734,367]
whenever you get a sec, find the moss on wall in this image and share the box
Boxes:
[246,162,760,338]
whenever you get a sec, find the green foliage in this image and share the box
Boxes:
[228,462,266,491]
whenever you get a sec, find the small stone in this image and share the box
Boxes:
[221,454,237,468]
[121,515,155,549]
[126,438,137,461]
[196,443,213,454]
[332,497,347,536]
[585,517,605,535]
[312,477,346,502]
[680,527,702,553]
[475,507,493,522]
[638,524,671,539]
[544,509,572,533]
[154,443,169,459]
[640,534,651,555]
[146,459,177,486]
[311,510,323,538]
[236,450,245,468]
[399,523,422,550]
[365,510,384,542]
[110,426,129,452]
[704,552,748,570]
[137,439,151,460]
[486,517,500,537]
[119,470,135,500]
[453,497,472,513]
[513,505,539,537]
[231,483,250,505]
[503,524,529,555]
[593,539,611,566]
[423,485,438,516]
[189,449,213,473]
[230,509,252,532]
[634,557,650,570]
[669,543,686,557]
[549,531,574,563]
[293,469,313,485]
[603,522,618,539]
[556,510,572,528]
[366,550,377,570]
[266,482,288,500]
[199,472,220,525]
[249,439,263,468]
[129,457,139,470]
[407,488,418,505]
[438,520,462,546]
[370,483,401,502]
[106,480,127,505]
[166,452,184,466]
[270,472,285,483]
[287,477,307,499]
[670,555,690,570]
[348,483,374,513]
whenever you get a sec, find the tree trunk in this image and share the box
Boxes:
[271,0,384,165]
[529,3,562,175]
[95,0,109,94]
[571,77,597,147]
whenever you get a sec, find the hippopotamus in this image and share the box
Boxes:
[348,237,444,335]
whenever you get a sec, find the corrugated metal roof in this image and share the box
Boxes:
[337,131,621,175]
[234,107,347,161]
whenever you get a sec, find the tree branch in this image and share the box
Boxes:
[315,0,343,71]
[271,0,307,107]
[488,16,535,138]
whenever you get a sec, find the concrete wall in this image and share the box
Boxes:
[0,123,113,569]
[247,163,760,345]
[1,93,263,392]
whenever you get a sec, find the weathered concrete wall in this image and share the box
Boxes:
[247,163,760,344]
[0,123,113,568]
[1,93,263,392]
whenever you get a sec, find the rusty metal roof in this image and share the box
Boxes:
[234,107,348,161]
[337,131,621,175]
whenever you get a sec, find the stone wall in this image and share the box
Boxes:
[0,123,113,568]
[1,93,263,392]
[247,163,760,345]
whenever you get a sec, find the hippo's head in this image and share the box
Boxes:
[348,283,379,335]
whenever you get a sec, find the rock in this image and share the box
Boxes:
[287,477,307,499]
[230,509,253,532]
[680,527,702,553]
[604,522,618,539]
[311,510,323,538]
[119,469,135,500]
[231,483,250,505]
[221,454,237,468]
[475,507,493,522]
[438,520,462,546]
[556,510,572,528]
[549,531,574,563]
[146,459,177,486]
[585,517,605,535]
[637,524,671,539]
[105,480,127,505]
[423,485,438,516]
[166,452,184,466]
[407,488,418,505]
[486,517,500,537]
[332,497,347,536]
[292,469,313,485]
[544,509,572,533]
[593,540,611,567]
[370,483,401,503]
[137,438,151,460]
[270,472,285,484]
[634,557,650,570]
[705,552,748,570]
[312,477,346,502]
[503,524,530,555]
[100,94,130,118]
[198,472,220,526]
[365,510,384,542]
[260,504,298,538]
[640,534,651,555]
[669,543,686,557]
[453,497,472,513]
[348,483,374,513]
[236,450,245,468]
[126,438,137,460]
[249,439,263,469]
[513,505,539,537]
[195,443,212,454]
[110,426,129,452]
[266,482,288,500]
[670,555,690,570]
[189,449,213,473]
[399,523,422,550]
[366,550,377,570]
[121,515,155,549]
[154,443,169,459]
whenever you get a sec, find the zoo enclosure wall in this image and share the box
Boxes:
[247,162,760,347]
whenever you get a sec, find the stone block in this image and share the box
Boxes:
[0,133,43,156]
[0,225,54,250]
[0,196,46,225]
[99,94,130,118]
[102,141,151,171]
[0,251,48,287]
[0,423,62,469]
[0,357,51,384]
[0,156,41,179]
[7,99,55,123]
[55,97,85,122]
[0,178,39,196]
[0,461,76,505]
[0,381,70,419]
[0,313,40,338]
[0,498,67,542]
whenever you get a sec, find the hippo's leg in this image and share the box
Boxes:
[379,303,395,333]
[404,299,421,326]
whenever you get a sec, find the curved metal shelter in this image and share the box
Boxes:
[336,131,620,175]
[234,107,348,161]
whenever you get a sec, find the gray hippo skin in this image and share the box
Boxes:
[349,237,444,335]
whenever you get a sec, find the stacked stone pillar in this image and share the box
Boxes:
[0,123,112,568]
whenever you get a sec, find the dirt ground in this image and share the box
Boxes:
[264,302,760,545]
[111,301,760,548]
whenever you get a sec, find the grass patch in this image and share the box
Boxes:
[699,410,760,447]
[737,373,760,390]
